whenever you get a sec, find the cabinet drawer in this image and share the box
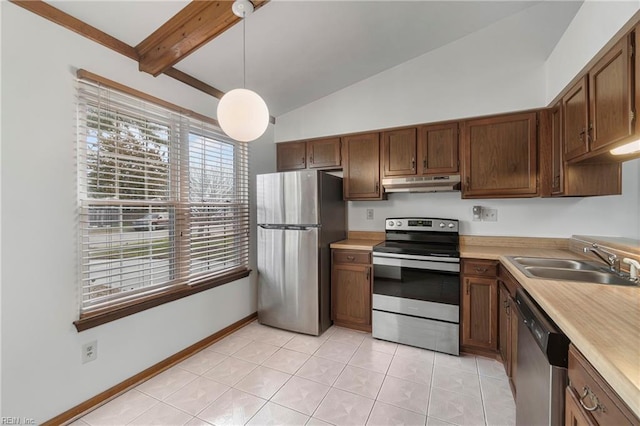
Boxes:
[333,250,371,265]
[568,345,639,425]
[462,259,498,277]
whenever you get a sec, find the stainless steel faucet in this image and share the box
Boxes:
[583,243,620,273]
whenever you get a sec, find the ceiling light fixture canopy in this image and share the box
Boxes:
[217,0,269,142]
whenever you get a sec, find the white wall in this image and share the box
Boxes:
[275,2,640,241]
[0,3,273,422]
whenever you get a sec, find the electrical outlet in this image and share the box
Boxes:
[482,208,498,222]
[366,209,374,220]
[82,340,98,364]
[472,206,482,221]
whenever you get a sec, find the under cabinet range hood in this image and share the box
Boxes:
[382,175,461,193]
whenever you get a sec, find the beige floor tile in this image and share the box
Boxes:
[314,340,359,364]
[295,355,346,386]
[185,417,213,426]
[428,388,485,426]
[262,348,311,374]
[333,365,385,399]
[426,416,456,426]
[476,356,509,380]
[434,353,477,374]
[366,401,427,426]
[272,376,331,415]
[177,350,228,375]
[481,375,516,426]
[136,367,199,400]
[328,328,368,346]
[246,401,310,425]
[377,375,430,415]
[204,357,258,386]
[197,388,266,426]
[431,365,481,398]
[348,347,393,374]
[164,376,229,415]
[306,417,334,426]
[232,341,280,364]
[252,327,297,347]
[284,334,325,355]
[128,402,193,425]
[82,390,158,426]
[67,420,90,426]
[387,354,433,385]
[234,365,292,399]
[313,388,374,426]
[208,335,253,356]
[394,345,436,364]
[360,336,398,355]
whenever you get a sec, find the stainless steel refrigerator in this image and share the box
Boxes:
[257,170,346,336]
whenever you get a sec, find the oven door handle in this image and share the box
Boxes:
[372,251,460,263]
[373,254,460,273]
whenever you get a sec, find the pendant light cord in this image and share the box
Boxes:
[243,10,246,89]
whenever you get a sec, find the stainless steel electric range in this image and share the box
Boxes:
[372,217,460,355]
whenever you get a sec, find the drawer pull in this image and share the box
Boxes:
[579,386,605,413]
[346,256,355,261]
[474,267,488,273]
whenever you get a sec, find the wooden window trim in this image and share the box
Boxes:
[74,268,251,332]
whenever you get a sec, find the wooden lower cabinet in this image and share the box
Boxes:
[461,259,499,352]
[331,249,372,331]
[498,264,520,396]
[566,344,640,425]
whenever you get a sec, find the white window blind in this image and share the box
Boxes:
[77,78,249,314]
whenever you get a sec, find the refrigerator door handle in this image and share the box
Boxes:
[258,224,320,231]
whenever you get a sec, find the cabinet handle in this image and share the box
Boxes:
[474,267,488,273]
[375,181,379,192]
[346,255,355,261]
[301,156,306,165]
[423,158,427,169]
[309,154,314,164]
[411,157,415,170]
[579,386,605,413]
[466,282,470,295]
[465,176,471,190]
[366,269,370,280]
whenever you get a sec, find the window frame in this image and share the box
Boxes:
[74,70,250,332]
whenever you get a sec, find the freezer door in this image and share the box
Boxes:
[257,171,319,225]
[258,226,320,335]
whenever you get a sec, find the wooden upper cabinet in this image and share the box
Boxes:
[382,128,417,177]
[460,112,538,198]
[342,133,383,200]
[563,77,590,161]
[589,36,633,152]
[418,122,459,175]
[276,142,307,171]
[307,137,341,169]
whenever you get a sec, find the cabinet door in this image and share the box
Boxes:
[382,128,417,177]
[462,276,498,351]
[277,142,307,171]
[342,133,382,200]
[565,387,596,426]
[498,284,510,370]
[563,77,589,161]
[308,137,341,169]
[331,263,371,327]
[589,36,633,152]
[418,122,459,175]
[461,112,538,198]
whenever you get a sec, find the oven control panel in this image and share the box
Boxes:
[385,217,458,232]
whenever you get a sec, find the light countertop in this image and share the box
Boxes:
[330,238,383,251]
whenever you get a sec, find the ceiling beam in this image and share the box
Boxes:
[136,0,269,77]
[9,0,276,124]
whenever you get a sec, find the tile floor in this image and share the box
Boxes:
[71,322,515,426]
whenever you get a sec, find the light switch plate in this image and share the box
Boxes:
[366,209,374,220]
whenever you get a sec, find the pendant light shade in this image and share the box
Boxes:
[217,0,269,142]
[217,88,269,142]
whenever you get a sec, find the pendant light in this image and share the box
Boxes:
[217,0,269,142]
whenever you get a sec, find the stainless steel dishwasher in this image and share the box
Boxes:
[514,288,570,426]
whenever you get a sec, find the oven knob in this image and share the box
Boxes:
[448,223,455,228]
[439,222,445,228]
[387,220,394,227]
[395,221,402,226]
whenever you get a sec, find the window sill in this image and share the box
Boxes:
[74,268,251,332]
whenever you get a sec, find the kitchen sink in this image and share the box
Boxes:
[509,256,600,270]
[506,256,637,286]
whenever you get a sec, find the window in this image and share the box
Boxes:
[76,72,249,326]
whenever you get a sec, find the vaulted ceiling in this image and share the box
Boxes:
[31,1,584,117]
